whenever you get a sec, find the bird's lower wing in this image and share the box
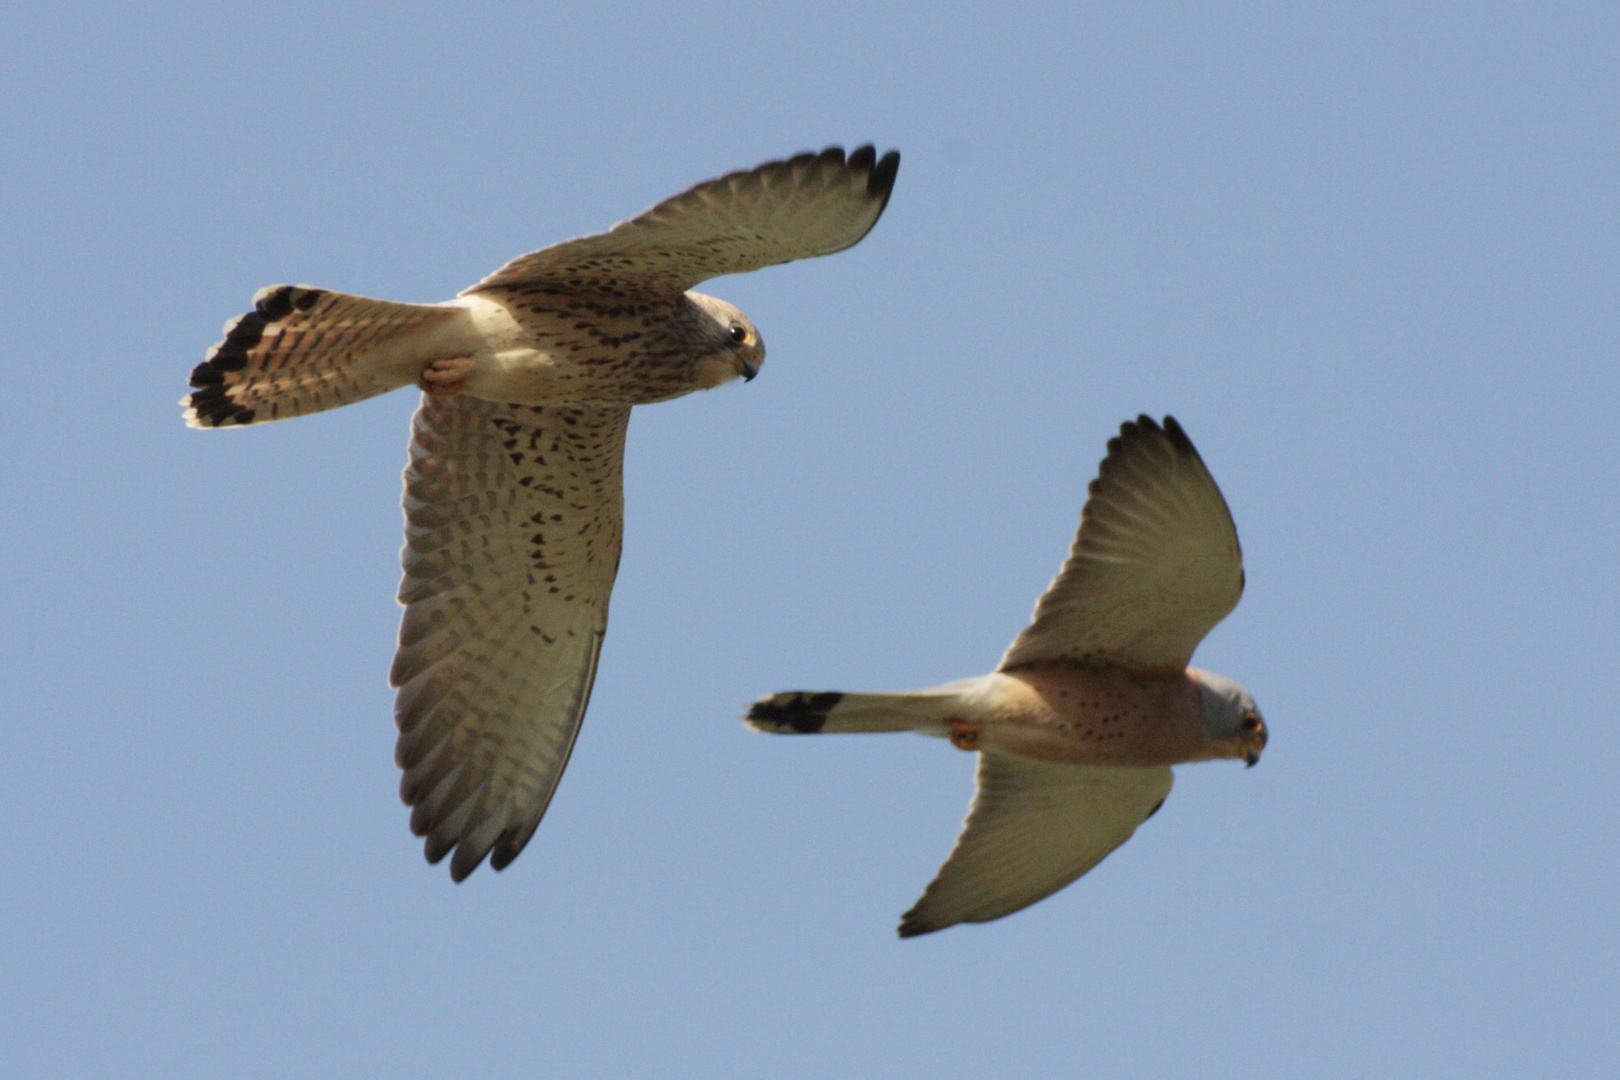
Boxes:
[899,754,1173,937]
[390,395,630,880]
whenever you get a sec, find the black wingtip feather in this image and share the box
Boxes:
[896,912,938,939]
[435,821,534,880]
[867,149,901,201]
[490,820,540,872]
[449,844,484,883]
[1160,415,1196,455]
[791,143,899,203]
[422,833,452,864]
[1110,414,1199,460]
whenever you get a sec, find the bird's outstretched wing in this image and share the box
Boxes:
[391,395,630,880]
[899,754,1172,937]
[463,145,900,295]
[999,416,1243,674]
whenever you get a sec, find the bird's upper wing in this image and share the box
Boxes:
[899,754,1173,937]
[998,415,1243,674]
[390,394,630,881]
[462,145,900,295]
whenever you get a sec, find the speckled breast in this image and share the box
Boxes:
[460,290,717,407]
[984,662,1210,767]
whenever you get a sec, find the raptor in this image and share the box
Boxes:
[747,416,1265,936]
[185,145,900,880]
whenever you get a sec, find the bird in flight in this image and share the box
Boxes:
[184,145,900,881]
[747,415,1265,936]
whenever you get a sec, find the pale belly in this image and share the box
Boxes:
[977,663,1211,767]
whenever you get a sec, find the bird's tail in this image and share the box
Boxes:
[182,285,476,427]
[745,679,987,737]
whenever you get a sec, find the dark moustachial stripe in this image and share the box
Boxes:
[748,691,844,734]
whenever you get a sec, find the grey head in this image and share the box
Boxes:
[686,292,765,387]
[1191,668,1267,766]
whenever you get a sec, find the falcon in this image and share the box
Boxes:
[183,145,901,881]
[746,416,1266,936]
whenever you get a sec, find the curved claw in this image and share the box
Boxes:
[419,356,476,397]
[947,720,981,752]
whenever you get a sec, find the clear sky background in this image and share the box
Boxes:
[4,3,1617,1076]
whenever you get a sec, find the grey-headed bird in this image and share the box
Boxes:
[746,416,1264,936]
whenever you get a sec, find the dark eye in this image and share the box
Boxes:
[728,324,748,344]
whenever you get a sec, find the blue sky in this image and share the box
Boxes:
[4,3,1617,1076]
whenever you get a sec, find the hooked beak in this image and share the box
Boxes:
[1243,718,1268,768]
[739,358,760,382]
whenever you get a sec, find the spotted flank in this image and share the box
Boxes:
[183,285,470,427]
[746,692,845,733]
